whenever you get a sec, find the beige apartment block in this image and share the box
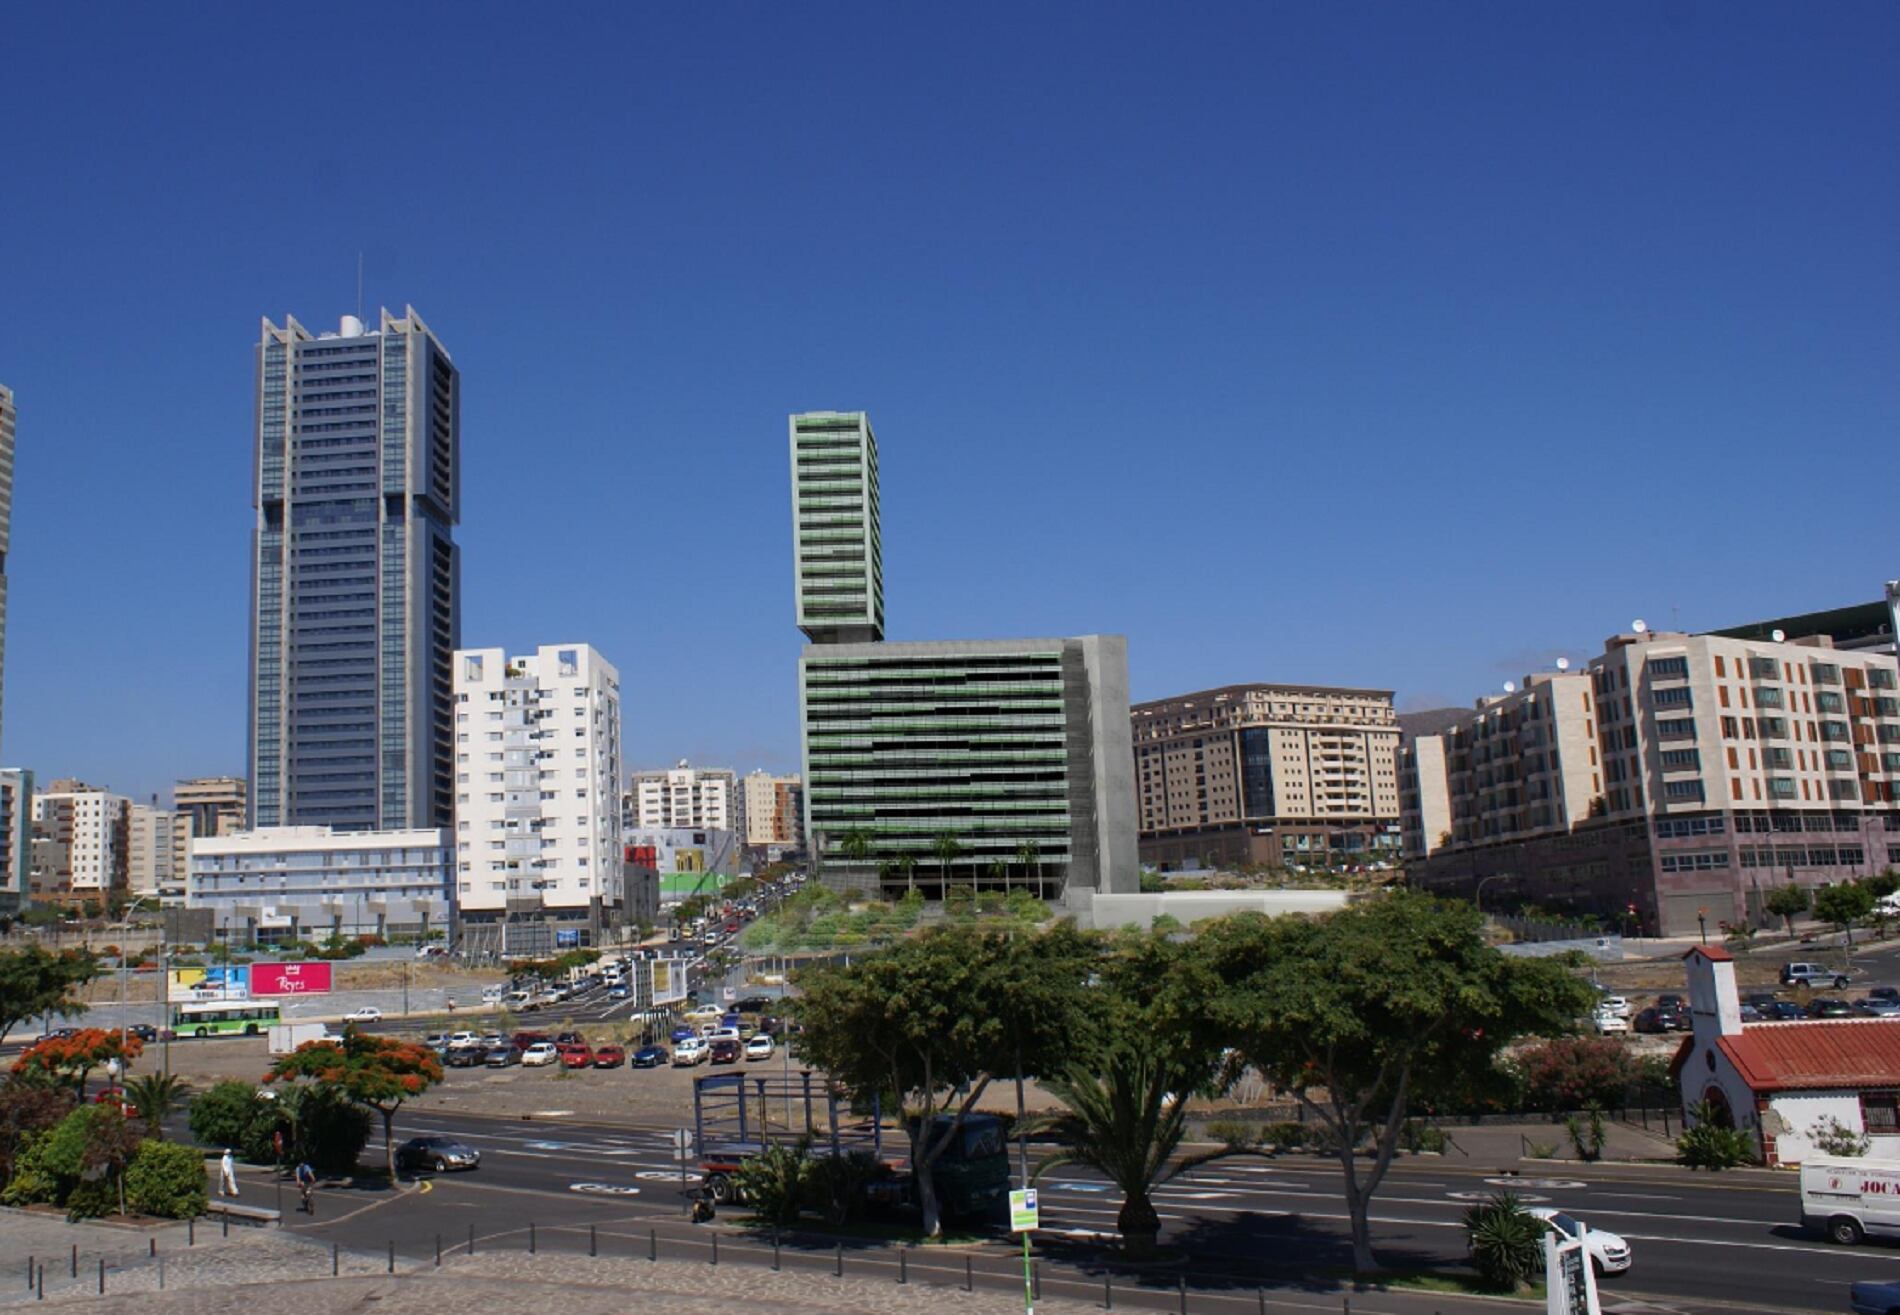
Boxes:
[1132,683,1402,869]
[30,781,130,906]
[127,804,179,900]
[1408,628,1900,936]
[740,770,804,850]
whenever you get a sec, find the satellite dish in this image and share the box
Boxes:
[1632,619,1648,634]
[1503,681,1517,694]
[1556,657,1570,671]
[1771,629,1786,643]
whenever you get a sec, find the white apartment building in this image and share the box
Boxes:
[187,826,452,941]
[127,804,180,901]
[628,761,735,831]
[739,770,804,851]
[32,784,129,904]
[453,644,623,918]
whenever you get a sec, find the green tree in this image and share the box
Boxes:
[1814,881,1876,947]
[893,854,918,899]
[1764,881,1809,939]
[265,1030,443,1180]
[124,1139,208,1218]
[733,1141,808,1226]
[791,924,1088,1238]
[1032,932,1242,1258]
[838,826,874,879]
[0,1076,76,1185]
[0,946,98,1047]
[1195,892,1595,1274]
[123,1073,191,1140]
[931,832,963,899]
[11,1028,144,1096]
[187,1080,280,1163]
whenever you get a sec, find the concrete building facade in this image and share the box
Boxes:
[30,783,130,907]
[627,762,736,832]
[1406,630,1900,936]
[800,636,1138,898]
[1132,684,1402,871]
[127,804,181,901]
[739,769,804,855]
[789,411,882,644]
[249,309,460,834]
[452,644,623,921]
[0,769,29,917]
[186,825,453,943]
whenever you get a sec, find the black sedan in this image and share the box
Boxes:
[394,1136,480,1173]
[631,1044,669,1068]
[444,1046,487,1068]
[1806,997,1857,1019]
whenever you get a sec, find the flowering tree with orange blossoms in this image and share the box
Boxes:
[12,1028,143,1095]
[265,1027,442,1180]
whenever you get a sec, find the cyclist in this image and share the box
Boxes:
[294,1161,317,1214]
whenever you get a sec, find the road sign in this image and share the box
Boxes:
[671,1128,695,1161]
[1009,1187,1039,1232]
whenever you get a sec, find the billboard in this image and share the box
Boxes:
[251,961,333,996]
[648,957,687,1006]
[168,966,250,998]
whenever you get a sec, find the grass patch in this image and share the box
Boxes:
[737,1214,991,1247]
[1385,1270,1545,1300]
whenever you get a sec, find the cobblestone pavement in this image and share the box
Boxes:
[0,1222,1103,1314]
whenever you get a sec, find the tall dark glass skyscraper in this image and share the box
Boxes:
[249,309,460,832]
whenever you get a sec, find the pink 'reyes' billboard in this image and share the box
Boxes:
[251,962,333,996]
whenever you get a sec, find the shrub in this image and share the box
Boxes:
[281,1083,371,1176]
[1261,1120,1305,1149]
[125,1140,207,1218]
[1810,1116,1870,1158]
[801,1148,886,1226]
[186,1081,278,1163]
[1564,1107,1607,1162]
[734,1143,807,1226]
[1677,1103,1757,1170]
[1518,1037,1634,1113]
[1464,1192,1544,1292]
[1401,1120,1450,1154]
[0,1077,76,1183]
[1525,1139,1559,1159]
[1206,1119,1262,1149]
[2,1133,59,1205]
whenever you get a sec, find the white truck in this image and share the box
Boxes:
[267,1021,335,1055]
[1800,1156,1900,1244]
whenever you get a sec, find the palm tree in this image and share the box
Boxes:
[894,854,918,899]
[123,1073,191,1140]
[932,832,963,900]
[1033,1042,1247,1260]
[987,858,1008,895]
[1016,840,1041,900]
[838,826,874,889]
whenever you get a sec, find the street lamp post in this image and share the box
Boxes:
[1697,907,1709,946]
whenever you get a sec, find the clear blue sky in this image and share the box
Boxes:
[2,4,1895,805]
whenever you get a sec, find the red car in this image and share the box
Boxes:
[512,1031,549,1051]
[708,1038,741,1065]
[592,1045,626,1068]
[559,1043,594,1069]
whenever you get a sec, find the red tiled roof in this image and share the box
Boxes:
[1719,1021,1900,1093]
[1682,945,1732,962]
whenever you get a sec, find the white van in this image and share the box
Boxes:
[1800,1156,1900,1244]
[480,985,505,1005]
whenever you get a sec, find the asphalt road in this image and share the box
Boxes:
[249,1107,1900,1315]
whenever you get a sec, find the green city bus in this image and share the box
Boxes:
[171,1000,281,1038]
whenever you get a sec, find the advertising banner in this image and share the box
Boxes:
[168,966,251,998]
[648,958,687,1006]
[251,961,334,996]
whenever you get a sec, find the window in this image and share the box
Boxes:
[1810,662,1841,684]
[1865,1095,1899,1133]
[1768,777,1797,799]
[1871,669,1898,691]
[1821,721,1850,743]
[1657,718,1696,740]
[1653,687,1693,708]
[1760,716,1787,738]
[1660,749,1701,770]
[1754,686,1784,708]
[463,655,484,682]
[1664,780,1705,801]
[1825,749,1853,770]
[1649,656,1689,678]
[1748,656,1779,679]
[1815,690,1845,713]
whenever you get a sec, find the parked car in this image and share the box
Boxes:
[744,1035,775,1061]
[592,1045,626,1068]
[1783,962,1851,990]
[1760,1000,1808,1021]
[1597,995,1631,1018]
[1808,998,1858,1019]
[1655,993,1688,1013]
[631,1044,669,1068]
[424,1033,449,1050]
[1739,1004,1763,1023]
[1865,986,1900,1006]
[1743,993,1781,1012]
[521,1042,560,1067]
[555,1032,586,1047]
[1855,998,1900,1018]
[1593,1010,1630,1036]
[1528,1208,1631,1276]
[670,1025,697,1044]
[673,1037,709,1066]
[559,1044,594,1069]
[731,996,772,1015]
[394,1136,480,1173]
[485,1045,522,1067]
[479,1032,505,1049]
[512,1031,549,1051]
[709,1038,742,1065]
[447,1031,479,1049]
[445,1046,486,1067]
[343,1007,382,1024]
[1632,1007,1673,1034]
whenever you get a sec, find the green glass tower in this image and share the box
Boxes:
[789,412,882,644]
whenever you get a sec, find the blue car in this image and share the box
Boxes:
[631,1045,669,1068]
[720,1014,742,1031]
[1851,1279,1900,1315]
[670,1026,696,1044]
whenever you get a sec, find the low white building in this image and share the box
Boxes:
[1675,945,1900,1165]
[452,644,623,921]
[186,826,453,943]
